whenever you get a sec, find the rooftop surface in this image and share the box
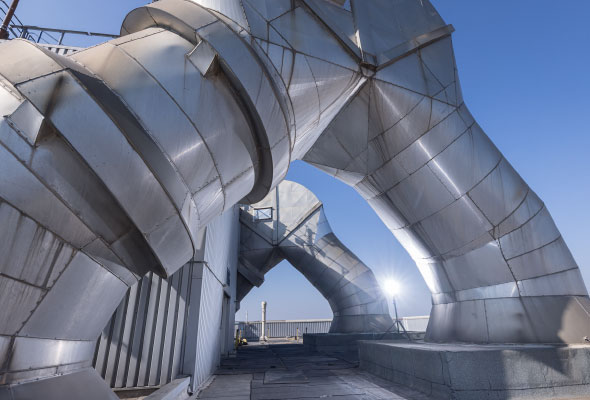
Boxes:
[194,342,432,400]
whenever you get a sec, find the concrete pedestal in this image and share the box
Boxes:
[303,332,417,354]
[0,368,118,400]
[358,341,590,399]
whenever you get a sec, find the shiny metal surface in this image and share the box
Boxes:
[0,3,262,395]
[187,207,240,391]
[0,0,587,397]
[93,207,239,393]
[238,180,393,333]
[94,267,191,389]
[296,1,590,344]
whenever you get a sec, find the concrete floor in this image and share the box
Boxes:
[194,342,432,400]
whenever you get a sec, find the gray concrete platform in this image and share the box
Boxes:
[303,332,422,356]
[194,343,434,399]
[359,340,590,400]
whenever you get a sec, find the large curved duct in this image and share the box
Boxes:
[0,0,587,397]
[0,2,294,397]
[238,180,393,333]
[298,0,590,344]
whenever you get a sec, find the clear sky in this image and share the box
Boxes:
[9,1,590,321]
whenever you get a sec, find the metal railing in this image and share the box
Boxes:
[0,0,24,39]
[11,25,117,45]
[400,315,430,332]
[0,1,117,46]
[236,319,332,340]
[235,316,430,340]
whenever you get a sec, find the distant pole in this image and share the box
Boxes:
[0,0,20,40]
[260,301,267,341]
[392,296,399,333]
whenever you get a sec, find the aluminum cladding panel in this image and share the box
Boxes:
[299,4,590,343]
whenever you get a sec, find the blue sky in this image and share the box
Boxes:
[9,1,590,321]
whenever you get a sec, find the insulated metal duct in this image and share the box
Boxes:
[238,180,393,333]
[299,0,590,344]
[0,0,588,398]
[0,2,290,397]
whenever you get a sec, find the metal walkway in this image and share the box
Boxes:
[194,342,431,400]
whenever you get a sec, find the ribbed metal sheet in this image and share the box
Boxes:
[192,266,224,388]
[93,207,239,391]
[236,320,332,339]
[93,266,191,389]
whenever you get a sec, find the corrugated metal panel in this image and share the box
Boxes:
[94,207,240,391]
[93,267,191,389]
[235,317,429,338]
[236,320,333,339]
[192,266,224,388]
[169,266,190,382]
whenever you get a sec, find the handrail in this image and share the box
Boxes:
[0,0,23,26]
[0,3,118,44]
[10,24,117,45]
[11,24,118,38]
[0,0,24,39]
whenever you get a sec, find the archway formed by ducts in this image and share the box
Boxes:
[237,180,393,333]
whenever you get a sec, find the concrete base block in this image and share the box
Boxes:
[0,367,118,400]
[144,376,190,400]
[358,341,590,400]
[303,332,407,354]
